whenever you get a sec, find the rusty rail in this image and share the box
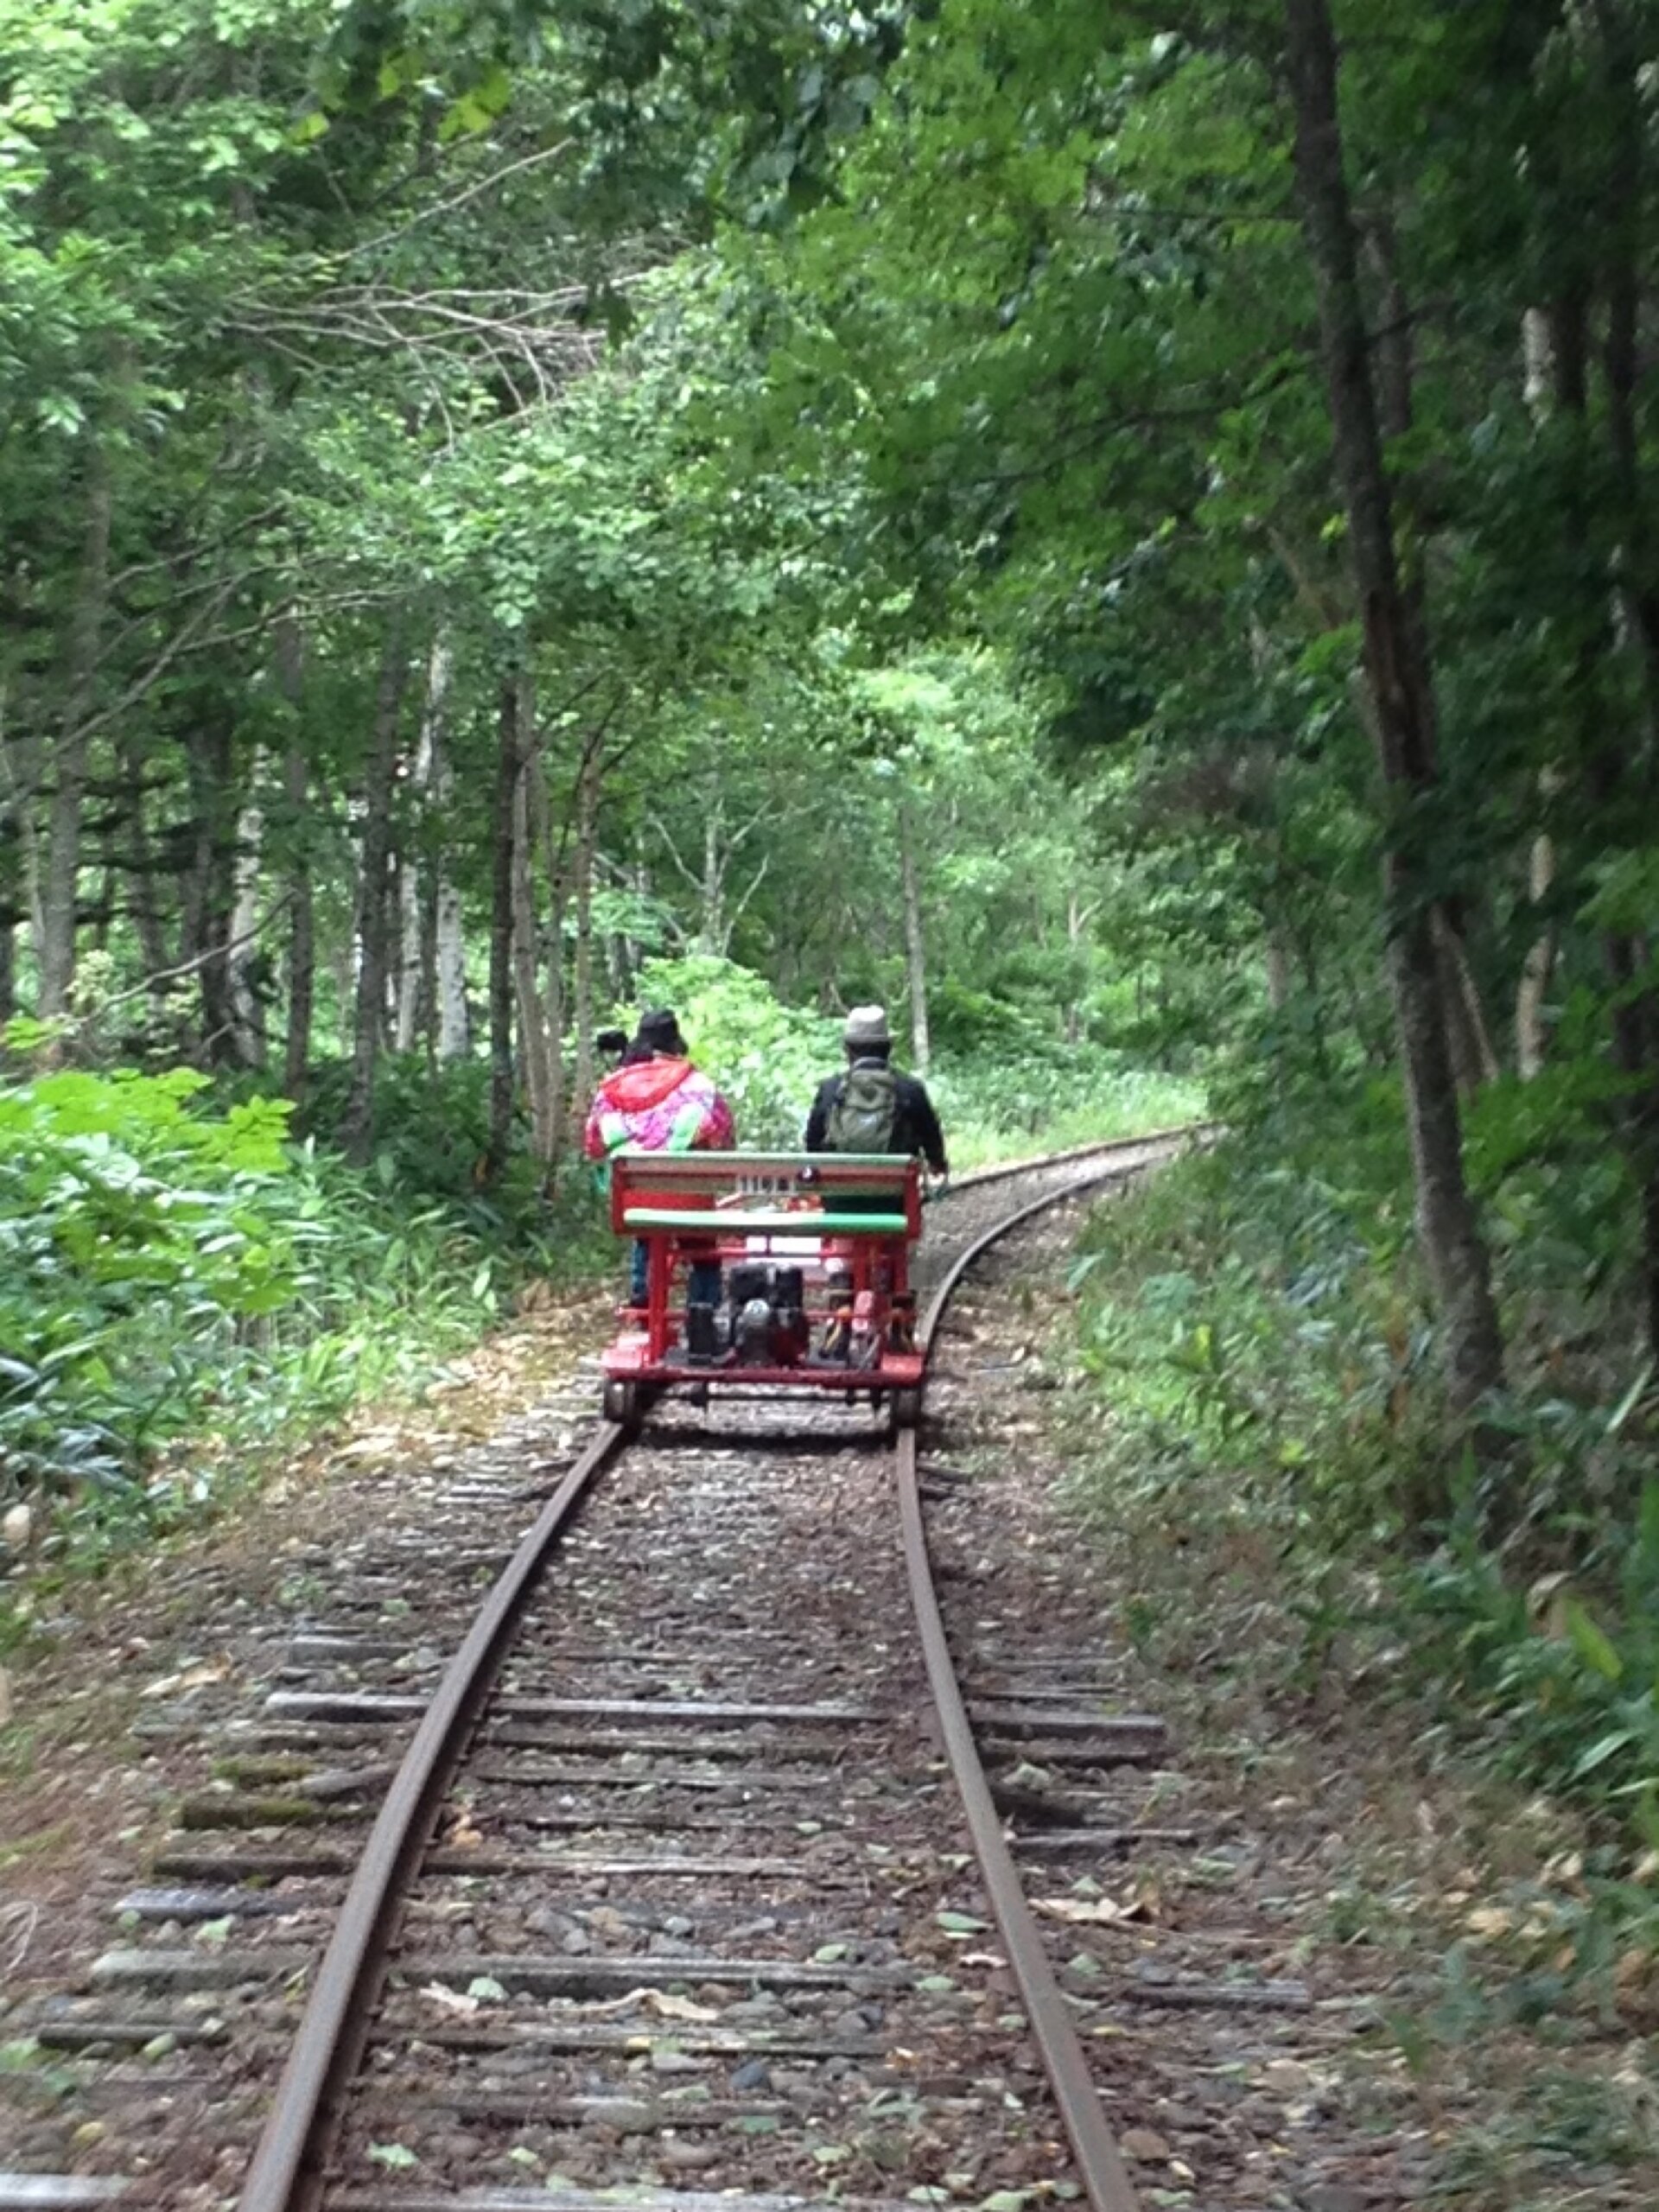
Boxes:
[236,1422,626,2212]
[898,1160,1163,2212]
[236,1127,1196,2210]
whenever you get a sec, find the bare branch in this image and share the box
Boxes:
[727,851,772,931]
[97,893,295,1016]
[66,580,238,749]
[353,138,577,260]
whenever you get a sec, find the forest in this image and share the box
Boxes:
[4,0,1659,1920]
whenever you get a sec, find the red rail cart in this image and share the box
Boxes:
[600,1148,925,1431]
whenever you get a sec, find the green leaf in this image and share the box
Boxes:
[1573,1730,1637,1778]
[935,1909,987,1935]
[367,2143,418,2169]
[1564,1599,1624,1683]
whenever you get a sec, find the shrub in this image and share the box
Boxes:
[624,954,841,1147]
[1061,1084,1659,1854]
[0,1060,555,1535]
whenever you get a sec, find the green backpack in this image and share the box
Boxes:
[824,1063,899,1153]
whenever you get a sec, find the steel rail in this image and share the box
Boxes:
[237,1421,626,2212]
[898,1154,1173,2212]
[943,1119,1216,1198]
[237,1131,1196,2212]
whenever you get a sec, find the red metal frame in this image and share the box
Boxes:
[602,1149,925,1395]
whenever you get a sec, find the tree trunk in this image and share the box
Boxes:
[528,748,569,1162]
[570,739,601,1133]
[1286,0,1504,1414]
[1433,908,1500,1095]
[484,670,519,1185]
[397,632,453,1055]
[1065,891,1095,1044]
[394,858,421,1053]
[1367,214,1497,1099]
[282,740,314,1103]
[1592,0,1659,1356]
[0,918,13,1024]
[1515,308,1565,1079]
[696,796,732,957]
[275,617,315,1104]
[899,797,931,1073]
[1515,806,1557,1080]
[117,728,170,993]
[181,703,238,1067]
[435,879,467,1061]
[39,442,112,1019]
[411,637,468,1062]
[227,750,268,1068]
[339,625,409,1166]
[510,676,555,1160]
[2,732,47,976]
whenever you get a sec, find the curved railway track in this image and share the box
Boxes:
[238,1133,1187,2212]
[1,1130,1205,2212]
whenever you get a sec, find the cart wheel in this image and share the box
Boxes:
[889,1386,923,1433]
[601,1378,641,1429]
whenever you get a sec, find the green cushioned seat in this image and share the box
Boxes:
[622,1207,909,1236]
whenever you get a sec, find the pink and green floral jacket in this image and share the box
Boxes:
[582,1057,735,1167]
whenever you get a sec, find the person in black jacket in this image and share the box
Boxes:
[804,1005,948,1173]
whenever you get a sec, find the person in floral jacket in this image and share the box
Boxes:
[583,1007,734,1306]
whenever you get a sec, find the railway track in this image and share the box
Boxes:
[0,1130,1206,2212]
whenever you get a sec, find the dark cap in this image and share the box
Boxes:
[634,1007,686,1056]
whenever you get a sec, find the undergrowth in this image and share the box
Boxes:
[0,1057,607,1622]
[1066,1114,1659,1835]
[0,957,1196,1624]
[626,951,1205,1166]
[1060,1074,1659,2198]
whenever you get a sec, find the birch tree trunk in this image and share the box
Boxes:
[1515,766,1560,1080]
[899,797,931,1073]
[570,738,601,1135]
[434,868,468,1059]
[510,677,555,1159]
[417,637,468,1061]
[275,617,315,1103]
[339,624,409,1165]
[1516,310,1561,1079]
[116,729,170,993]
[394,857,422,1053]
[227,750,268,1068]
[485,670,518,1185]
[39,442,112,1019]
[1286,0,1504,1414]
[397,633,454,1055]
[183,708,238,1064]
[528,749,569,1162]
[1065,891,1096,1044]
